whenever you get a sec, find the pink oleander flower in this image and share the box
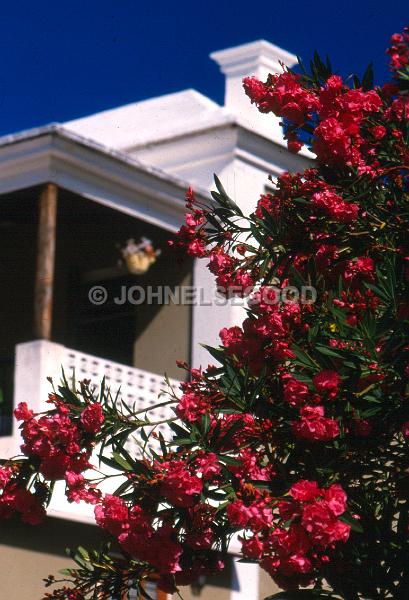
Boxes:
[80,403,104,433]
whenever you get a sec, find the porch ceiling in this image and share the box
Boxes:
[0,125,210,232]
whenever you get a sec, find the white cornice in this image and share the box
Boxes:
[127,116,312,183]
[0,126,209,232]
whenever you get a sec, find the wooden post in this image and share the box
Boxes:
[34,183,57,339]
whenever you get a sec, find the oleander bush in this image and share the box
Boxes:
[1,27,408,600]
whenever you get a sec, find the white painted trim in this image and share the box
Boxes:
[0,127,210,232]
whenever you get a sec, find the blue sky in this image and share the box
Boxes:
[0,1,406,136]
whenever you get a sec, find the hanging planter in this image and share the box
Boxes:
[119,237,161,275]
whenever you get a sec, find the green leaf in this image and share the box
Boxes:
[352,74,361,89]
[77,546,90,561]
[250,222,267,246]
[362,61,374,90]
[100,455,121,471]
[313,50,331,80]
[364,282,391,303]
[215,418,243,450]
[213,174,243,216]
[99,376,106,403]
[170,437,195,446]
[217,454,242,466]
[291,344,319,370]
[315,344,345,359]
[112,452,133,471]
[201,412,211,435]
[206,212,223,232]
[158,431,168,456]
[201,344,226,365]
[339,512,364,533]
[259,254,272,279]
[113,478,133,496]
[169,421,191,438]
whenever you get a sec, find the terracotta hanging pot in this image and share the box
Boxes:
[119,237,161,275]
[124,251,157,275]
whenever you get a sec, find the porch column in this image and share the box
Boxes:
[34,183,57,340]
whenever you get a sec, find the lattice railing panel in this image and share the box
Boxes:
[62,348,180,452]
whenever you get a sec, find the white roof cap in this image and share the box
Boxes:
[210,39,297,80]
[211,39,297,139]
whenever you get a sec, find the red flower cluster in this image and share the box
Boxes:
[15,399,97,480]
[96,496,183,574]
[311,190,359,223]
[65,471,100,505]
[386,28,409,70]
[240,481,352,590]
[283,376,311,408]
[0,466,45,525]
[312,370,340,398]
[95,491,224,592]
[80,403,104,433]
[315,82,382,169]
[244,66,386,172]
[292,406,339,441]
[176,390,209,422]
[208,249,255,296]
[168,188,207,258]
[227,498,273,530]
[243,72,320,125]
[0,394,106,526]
[219,291,306,374]
[255,193,280,220]
[176,367,216,422]
[283,371,341,442]
[283,369,340,408]
[158,459,203,507]
[250,171,379,298]
[333,288,379,326]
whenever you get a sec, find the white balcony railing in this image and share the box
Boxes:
[63,346,178,429]
[0,340,180,522]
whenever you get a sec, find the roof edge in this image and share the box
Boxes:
[0,123,211,200]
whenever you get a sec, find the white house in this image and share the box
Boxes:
[0,39,310,600]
